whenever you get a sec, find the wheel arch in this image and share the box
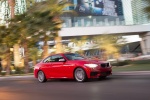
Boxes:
[37,69,47,79]
[37,70,47,83]
[73,66,89,79]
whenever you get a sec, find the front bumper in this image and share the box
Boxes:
[90,69,112,78]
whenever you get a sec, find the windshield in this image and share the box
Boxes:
[64,53,85,60]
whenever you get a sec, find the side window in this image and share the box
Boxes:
[51,55,64,62]
[43,56,51,63]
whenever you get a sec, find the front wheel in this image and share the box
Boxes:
[74,68,87,82]
[37,71,47,83]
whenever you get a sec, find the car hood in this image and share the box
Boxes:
[69,59,108,65]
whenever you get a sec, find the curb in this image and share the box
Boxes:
[0,75,34,81]
[113,71,150,76]
[0,71,150,81]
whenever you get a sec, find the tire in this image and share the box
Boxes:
[37,71,47,83]
[74,68,87,82]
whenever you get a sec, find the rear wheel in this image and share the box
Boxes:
[74,68,87,82]
[37,71,47,83]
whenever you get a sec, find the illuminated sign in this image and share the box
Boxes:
[103,0,117,16]
[74,0,123,16]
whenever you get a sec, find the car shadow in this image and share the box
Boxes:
[44,77,113,83]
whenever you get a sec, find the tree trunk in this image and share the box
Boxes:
[8,0,15,18]
[32,58,37,66]
[7,0,15,74]
[42,41,49,59]
[5,50,11,75]
[55,32,63,53]
[23,42,29,74]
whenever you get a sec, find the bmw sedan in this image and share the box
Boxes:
[34,53,112,82]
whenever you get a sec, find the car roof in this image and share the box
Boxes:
[49,52,74,56]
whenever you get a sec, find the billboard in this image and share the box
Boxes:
[74,0,123,16]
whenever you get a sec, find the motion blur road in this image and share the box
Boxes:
[0,72,150,100]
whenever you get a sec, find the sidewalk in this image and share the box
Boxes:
[113,71,150,76]
[0,75,34,81]
[0,71,150,81]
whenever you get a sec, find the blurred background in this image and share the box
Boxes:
[0,0,150,75]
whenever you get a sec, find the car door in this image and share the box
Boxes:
[50,55,66,78]
[42,56,53,78]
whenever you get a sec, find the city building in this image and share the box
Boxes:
[131,0,150,25]
[0,0,150,56]
[60,0,150,55]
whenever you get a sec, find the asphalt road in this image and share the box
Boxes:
[0,72,150,100]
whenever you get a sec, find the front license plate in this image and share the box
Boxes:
[101,72,107,76]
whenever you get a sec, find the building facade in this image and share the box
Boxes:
[131,0,149,25]
[0,0,26,24]
[62,0,150,27]
[0,0,150,55]
[0,0,150,26]
[62,0,125,27]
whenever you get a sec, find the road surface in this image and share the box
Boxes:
[0,72,150,100]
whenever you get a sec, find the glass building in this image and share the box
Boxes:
[62,0,125,27]
[62,0,150,27]
[0,0,45,25]
[131,0,149,25]
[0,0,150,26]
[0,0,150,55]
[0,0,27,24]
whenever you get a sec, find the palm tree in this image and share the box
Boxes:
[28,47,41,66]
[26,0,74,57]
[8,0,15,18]
[144,0,150,14]
[92,34,126,60]
[7,0,34,73]
[26,0,36,9]
[26,11,61,58]
[0,25,19,75]
[10,9,62,72]
[0,0,74,74]
[9,13,39,73]
[70,36,88,55]
[0,26,9,73]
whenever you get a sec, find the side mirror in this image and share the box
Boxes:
[59,58,66,62]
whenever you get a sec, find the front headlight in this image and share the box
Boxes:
[84,64,98,68]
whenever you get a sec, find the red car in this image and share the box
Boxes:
[34,53,112,82]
